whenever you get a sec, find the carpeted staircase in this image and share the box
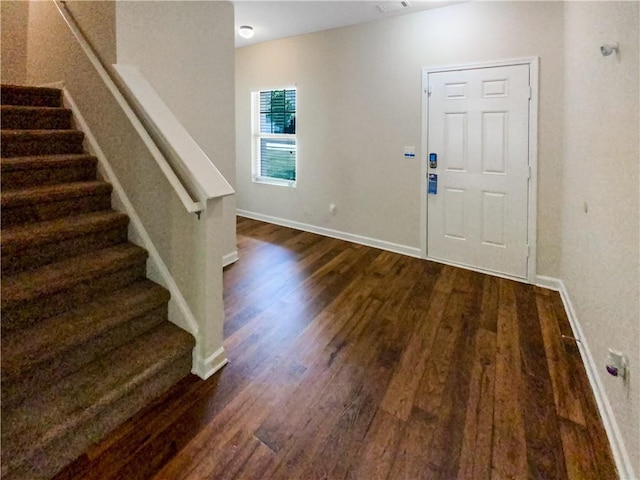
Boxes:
[0,84,196,480]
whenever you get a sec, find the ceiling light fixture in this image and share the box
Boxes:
[238,25,254,39]
[377,1,411,14]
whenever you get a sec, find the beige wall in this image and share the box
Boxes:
[64,1,116,67]
[115,1,237,261]
[236,1,565,277]
[1,0,29,84]
[562,2,639,475]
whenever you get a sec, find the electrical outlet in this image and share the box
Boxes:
[329,204,337,215]
[606,349,629,382]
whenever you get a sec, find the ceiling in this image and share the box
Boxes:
[234,1,456,48]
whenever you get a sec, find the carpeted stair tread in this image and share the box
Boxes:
[1,153,96,172]
[1,129,84,157]
[0,322,195,476]
[2,210,128,251]
[1,243,148,311]
[1,105,73,130]
[1,84,62,107]
[1,307,169,411]
[1,280,171,382]
[1,210,129,274]
[1,154,98,190]
[1,180,111,207]
[1,181,112,228]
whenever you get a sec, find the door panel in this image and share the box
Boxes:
[444,113,468,171]
[444,188,466,240]
[427,64,530,278]
[481,112,507,174]
[481,191,506,246]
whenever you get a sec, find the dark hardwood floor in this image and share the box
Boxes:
[55,217,617,479]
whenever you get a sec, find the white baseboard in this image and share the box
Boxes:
[535,275,562,291]
[537,276,635,479]
[223,250,239,267]
[237,209,422,259]
[192,347,228,380]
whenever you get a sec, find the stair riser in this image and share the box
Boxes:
[2,352,192,480]
[2,262,147,331]
[1,135,84,157]
[1,162,97,190]
[2,306,168,409]
[1,193,112,227]
[1,110,73,130]
[1,88,62,108]
[2,227,129,275]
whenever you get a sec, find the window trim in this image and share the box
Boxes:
[251,87,297,187]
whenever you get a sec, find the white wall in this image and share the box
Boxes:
[562,2,639,476]
[236,1,565,277]
[116,1,237,262]
[1,0,29,84]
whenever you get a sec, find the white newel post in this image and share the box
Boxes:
[192,197,229,379]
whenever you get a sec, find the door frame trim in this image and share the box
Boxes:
[420,56,539,283]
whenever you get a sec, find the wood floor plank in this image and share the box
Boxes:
[385,406,438,480]
[536,291,586,425]
[412,289,467,415]
[386,278,479,480]
[420,272,483,479]
[456,328,496,480]
[346,408,405,480]
[514,282,568,479]
[379,292,450,420]
[380,264,458,421]
[491,279,528,480]
[224,236,351,340]
[53,219,617,480]
[479,274,499,333]
[152,354,309,480]
[249,298,384,454]
[559,418,600,480]
[295,277,432,479]
[265,353,381,478]
[457,276,498,480]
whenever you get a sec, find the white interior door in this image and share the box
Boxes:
[426,64,531,279]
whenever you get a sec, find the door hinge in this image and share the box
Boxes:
[528,86,532,100]
[428,85,432,96]
[527,166,531,179]
[526,244,530,258]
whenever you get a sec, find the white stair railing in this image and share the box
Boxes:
[54,0,234,214]
[112,64,235,213]
[52,0,233,379]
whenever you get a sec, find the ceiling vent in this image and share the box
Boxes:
[377,1,411,14]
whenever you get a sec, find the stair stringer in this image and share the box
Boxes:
[57,83,228,380]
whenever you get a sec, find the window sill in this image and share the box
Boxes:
[252,176,297,188]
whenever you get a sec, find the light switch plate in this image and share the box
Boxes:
[404,146,416,158]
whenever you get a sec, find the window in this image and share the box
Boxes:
[252,88,297,186]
